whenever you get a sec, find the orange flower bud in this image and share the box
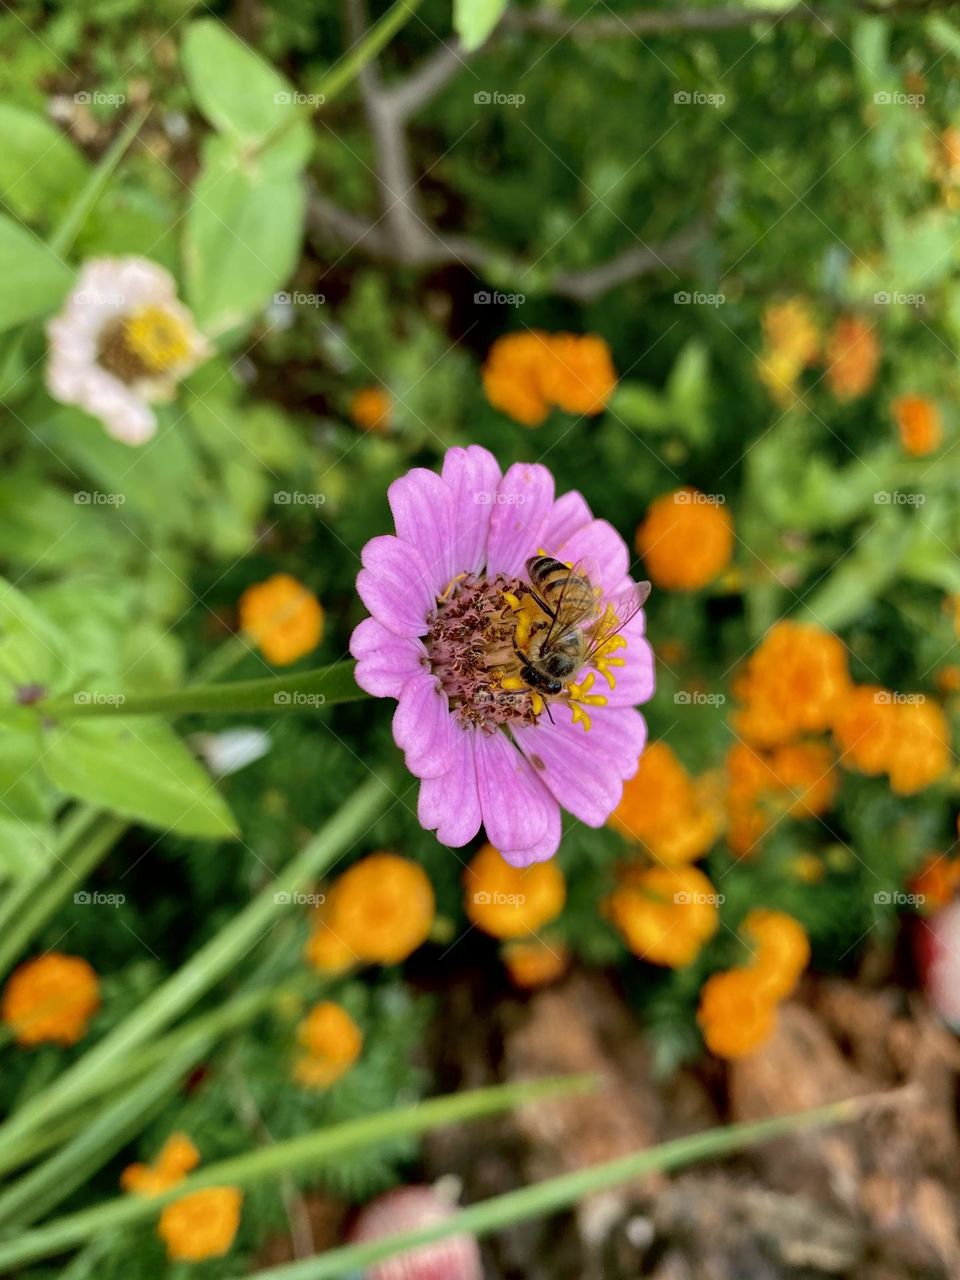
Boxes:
[1,953,99,1047]
[239,573,323,666]
[464,843,565,939]
[635,488,733,592]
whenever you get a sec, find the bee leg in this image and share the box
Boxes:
[520,583,557,619]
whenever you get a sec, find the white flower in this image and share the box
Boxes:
[191,728,272,777]
[46,256,209,445]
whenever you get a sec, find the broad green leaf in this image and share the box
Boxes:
[0,214,72,335]
[0,105,90,225]
[40,719,238,839]
[183,142,305,334]
[182,19,310,155]
[0,734,51,825]
[0,577,70,699]
[454,0,508,51]
[610,381,673,432]
[0,819,55,883]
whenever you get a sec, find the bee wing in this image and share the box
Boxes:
[539,556,603,646]
[586,578,651,658]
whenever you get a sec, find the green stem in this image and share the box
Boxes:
[235,1094,897,1280]
[0,814,126,980]
[318,0,425,102]
[0,1039,200,1227]
[0,976,318,1179]
[16,661,365,721]
[0,805,101,953]
[0,777,389,1157]
[0,1076,594,1270]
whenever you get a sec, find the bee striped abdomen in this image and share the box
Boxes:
[526,556,594,616]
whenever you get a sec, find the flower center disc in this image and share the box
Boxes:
[98,304,193,382]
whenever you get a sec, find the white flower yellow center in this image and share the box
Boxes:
[98,304,193,383]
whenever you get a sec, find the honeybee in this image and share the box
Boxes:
[515,555,651,696]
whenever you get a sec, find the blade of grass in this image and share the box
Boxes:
[0,1075,595,1269]
[234,1091,907,1280]
[0,776,389,1158]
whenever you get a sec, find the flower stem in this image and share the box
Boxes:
[15,660,366,722]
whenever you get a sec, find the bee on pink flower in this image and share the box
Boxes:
[350,447,654,866]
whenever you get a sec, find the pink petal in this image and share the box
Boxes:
[388,468,457,589]
[599,621,655,708]
[514,703,647,826]
[356,535,435,638]
[496,800,561,866]
[417,727,482,846]
[485,463,555,578]
[554,518,629,595]
[474,729,559,861]
[393,671,456,779]
[441,445,502,575]
[540,490,593,550]
[349,617,425,698]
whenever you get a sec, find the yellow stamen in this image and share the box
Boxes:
[440,573,468,601]
[566,670,608,731]
[122,305,193,375]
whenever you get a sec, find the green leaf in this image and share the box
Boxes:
[454,0,508,51]
[800,520,911,629]
[183,142,306,335]
[39,719,238,839]
[0,105,90,225]
[0,577,71,699]
[0,819,56,883]
[182,19,308,151]
[0,214,71,334]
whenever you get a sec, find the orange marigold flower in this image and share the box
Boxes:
[886,699,951,795]
[911,853,960,913]
[482,331,616,426]
[825,315,879,401]
[733,621,850,746]
[609,741,721,864]
[502,940,569,988]
[832,685,899,775]
[606,863,720,968]
[320,853,435,965]
[1,953,99,1047]
[740,908,810,1000]
[157,1187,243,1262]
[697,967,777,1059]
[761,297,820,368]
[121,1133,200,1197]
[350,386,392,432]
[543,333,617,416]
[293,1001,363,1088]
[239,573,323,666]
[893,394,942,457]
[725,741,836,855]
[635,488,733,592]
[464,843,565,939]
[304,909,356,975]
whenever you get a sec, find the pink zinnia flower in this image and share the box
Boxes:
[350,447,654,866]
